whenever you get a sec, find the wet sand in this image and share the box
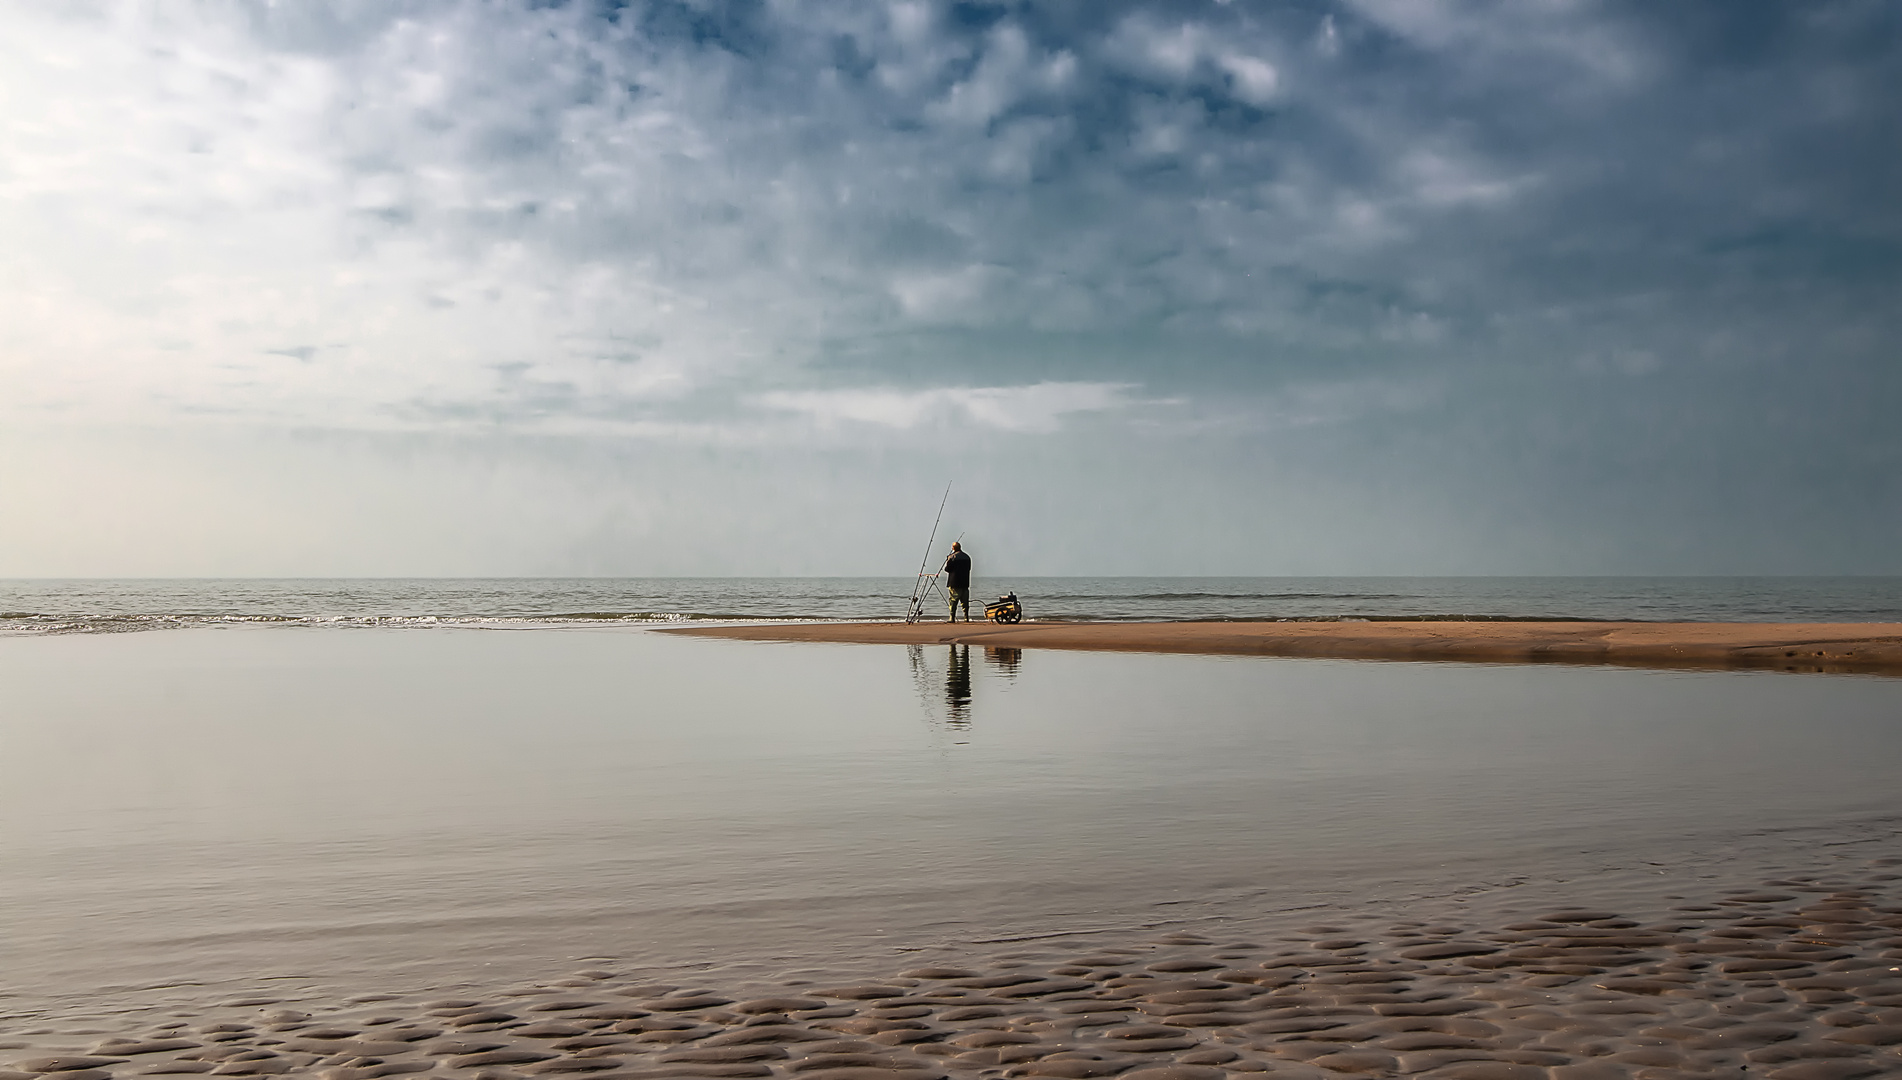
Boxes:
[669,621,1902,674]
[7,629,1902,1079]
[7,854,1902,1080]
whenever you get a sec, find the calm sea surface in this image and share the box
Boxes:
[2,595,1900,1015]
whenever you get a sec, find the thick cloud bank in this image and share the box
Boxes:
[1,1,1897,574]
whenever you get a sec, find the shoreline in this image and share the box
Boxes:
[665,620,1902,674]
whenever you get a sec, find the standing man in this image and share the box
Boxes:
[943,541,972,622]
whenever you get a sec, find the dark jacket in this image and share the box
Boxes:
[943,550,972,590]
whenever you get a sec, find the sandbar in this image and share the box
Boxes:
[668,620,1902,673]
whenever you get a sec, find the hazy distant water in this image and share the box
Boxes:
[3,576,1901,634]
[2,624,1900,1011]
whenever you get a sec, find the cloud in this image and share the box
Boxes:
[756,381,1143,433]
[1,0,1602,434]
[5,1,1892,433]
[1,1,1899,573]
[1102,12,1280,105]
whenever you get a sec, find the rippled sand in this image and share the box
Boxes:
[7,853,1901,1080]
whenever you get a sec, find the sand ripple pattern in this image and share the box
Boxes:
[7,867,1902,1080]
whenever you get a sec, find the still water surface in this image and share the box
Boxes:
[1,626,1898,1002]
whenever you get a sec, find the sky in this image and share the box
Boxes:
[2,0,1898,576]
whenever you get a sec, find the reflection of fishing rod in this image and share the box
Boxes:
[905,482,952,624]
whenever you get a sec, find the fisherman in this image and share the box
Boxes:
[943,541,972,622]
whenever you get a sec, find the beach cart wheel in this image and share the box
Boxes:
[1000,609,1022,624]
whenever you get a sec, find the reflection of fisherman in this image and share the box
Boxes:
[942,541,972,622]
[945,644,972,724]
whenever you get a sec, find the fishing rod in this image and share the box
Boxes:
[905,482,952,623]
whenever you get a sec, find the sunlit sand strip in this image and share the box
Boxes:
[7,855,1902,1080]
[665,622,1902,674]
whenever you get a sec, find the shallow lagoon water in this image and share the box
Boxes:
[1,626,1899,1011]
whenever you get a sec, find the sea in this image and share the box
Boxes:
[4,575,1902,633]
[2,576,1900,1027]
